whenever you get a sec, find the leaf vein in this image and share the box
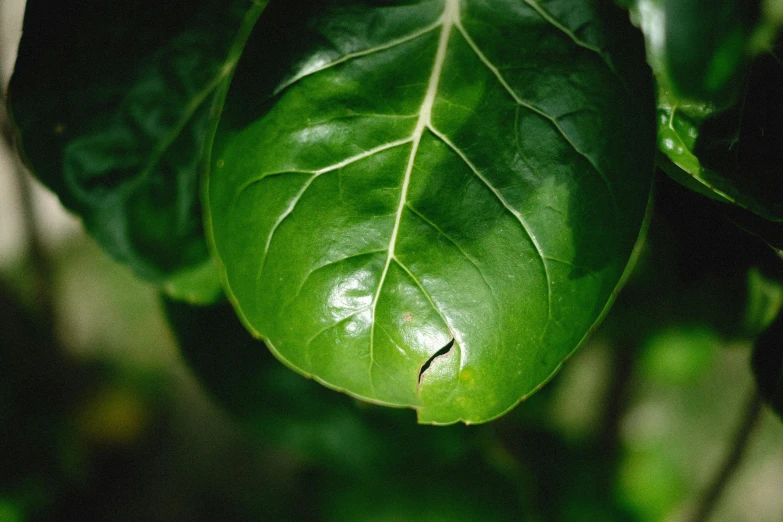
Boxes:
[234,137,412,210]
[393,257,455,344]
[544,255,593,274]
[521,0,617,76]
[368,0,459,392]
[305,308,370,352]
[405,203,498,309]
[376,322,412,360]
[256,173,318,286]
[456,22,618,210]
[274,19,443,95]
[291,250,388,304]
[428,126,552,330]
[315,138,413,174]
[137,60,235,184]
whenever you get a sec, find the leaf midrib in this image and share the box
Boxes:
[245,0,616,391]
[367,0,459,392]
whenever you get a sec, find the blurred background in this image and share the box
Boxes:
[2,1,783,521]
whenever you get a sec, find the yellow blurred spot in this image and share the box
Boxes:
[78,387,149,446]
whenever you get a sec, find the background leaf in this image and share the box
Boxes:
[7,0,265,283]
[632,0,762,105]
[605,174,783,344]
[207,0,655,423]
[633,0,783,222]
[722,204,783,254]
[752,310,783,419]
[663,0,760,104]
[655,39,783,222]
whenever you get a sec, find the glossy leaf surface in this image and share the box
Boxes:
[656,40,783,222]
[7,0,266,281]
[208,0,654,423]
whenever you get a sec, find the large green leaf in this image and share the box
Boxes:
[207,0,654,424]
[7,0,266,282]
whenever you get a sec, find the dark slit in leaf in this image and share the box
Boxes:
[418,338,455,385]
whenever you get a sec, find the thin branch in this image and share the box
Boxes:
[0,101,12,148]
[599,336,637,464]
[15,158,55,326]
[1,23,55,329]
[689,392,763,522]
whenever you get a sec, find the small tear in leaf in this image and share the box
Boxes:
[418,338,454,385]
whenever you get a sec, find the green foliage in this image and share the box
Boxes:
[753,316,783,418]
[636,0,783,230]
[5,0,783,430]
[7,0,267,287]
[751,277,783,418]
[662,0,759,103]
[658,42,783,221]
[164,297,529,519]
[206,0,653,424]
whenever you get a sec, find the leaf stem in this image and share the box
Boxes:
[689,392,763,522]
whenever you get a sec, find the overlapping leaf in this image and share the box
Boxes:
[662,0,760,103]
[656,42,783,221]
[207,0,654,423]
[633,0,761,104]
[7,0,266,284]
[634,0,783,223]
